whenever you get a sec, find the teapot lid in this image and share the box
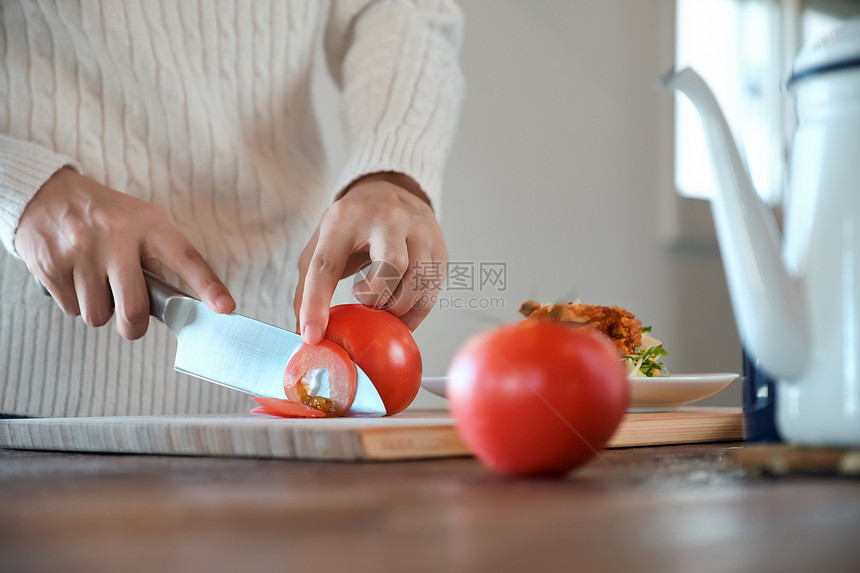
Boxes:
[788,17,860,88]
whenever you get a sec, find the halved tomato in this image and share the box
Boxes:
[324,304,422,416]
[283,339,358,416]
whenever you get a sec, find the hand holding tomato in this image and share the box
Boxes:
[293,173,448,342]
[447,319,629,476]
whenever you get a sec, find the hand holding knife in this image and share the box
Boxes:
[39,271,387,417]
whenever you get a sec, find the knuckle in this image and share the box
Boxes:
[52,293,81,317]
[64,223,94,255]
[118,319,148,341]
[377,202,401,220]
[60,302,81,317]
[196,274,222,296]
[298,243,315,267]
[119,299,150,328]
[139,201,166,223]
[176,246,214,281]
[83,307,112,328]
[310,255,339,276]
[37,263,66,287]
[89,208,121,236]
[181,245,205,264]
[370,254,408,279]
[326,200,350,221]
[385,252,410,274]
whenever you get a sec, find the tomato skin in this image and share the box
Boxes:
[447,319,629,476]
[283,340,357,416]
[324,304,422,416]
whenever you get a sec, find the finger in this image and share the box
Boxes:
[295,239,367,333]
[72,265,113,327]
[397,246,448,331]
[294,246,369,334]
[298,227,353,345]
[342,251,371,279]
[293,247,316,332]
[141,258,166,280]
[383,243,434,319]
[398,294,435,331]
[35,266,80,317]
[351,234,409,308]
[293,227,320,333]
[147,223,235,314]
[108,263,150,340]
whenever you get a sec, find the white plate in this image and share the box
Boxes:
[420,373,739,412]
[628,373,739,412]
[420,376,448,399]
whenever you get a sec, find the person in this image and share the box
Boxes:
[0,0,464,417]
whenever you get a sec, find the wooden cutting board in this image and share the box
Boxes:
[0,407,742,461]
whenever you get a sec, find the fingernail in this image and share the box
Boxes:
[302,323,324,345]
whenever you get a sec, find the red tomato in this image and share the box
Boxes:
[324,304,422,416]
[283,340,357,416]
[447,319,629,476]
[250,397,328,418]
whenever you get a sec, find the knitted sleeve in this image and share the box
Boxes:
[0,134,80,257]
[324,0,465,210]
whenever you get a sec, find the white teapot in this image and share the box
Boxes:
[662,19,860,446]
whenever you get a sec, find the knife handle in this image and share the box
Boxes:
[143,270,195,323]
[35,270,194,324]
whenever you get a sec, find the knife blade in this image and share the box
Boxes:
[144,271,386,417]
[38,272,386,417]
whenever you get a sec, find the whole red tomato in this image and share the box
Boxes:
[325,304,423,416]
[447,319,629,476]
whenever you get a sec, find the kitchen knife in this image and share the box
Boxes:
[40,272,387,417]
[145,271,386,417]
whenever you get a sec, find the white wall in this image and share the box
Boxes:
[323,0,745,408]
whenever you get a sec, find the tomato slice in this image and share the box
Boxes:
[250,397,328,418]
[283,339,358,417]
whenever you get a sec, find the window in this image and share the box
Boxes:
[674,0,859,206]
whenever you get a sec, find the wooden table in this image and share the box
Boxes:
[1,443,858,573]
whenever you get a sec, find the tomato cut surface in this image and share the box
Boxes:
[283,340,357,417]
[447,319,630,477]
[324,304,422,416]
[250,397,328,418]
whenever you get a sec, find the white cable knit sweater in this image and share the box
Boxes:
[0,0,463,417]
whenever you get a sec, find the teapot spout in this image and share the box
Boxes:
[660,68,809,380]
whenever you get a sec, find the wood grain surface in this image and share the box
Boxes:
[2,443,859,573]
[0,408,742,460]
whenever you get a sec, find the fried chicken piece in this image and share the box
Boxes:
[518,300,643,355]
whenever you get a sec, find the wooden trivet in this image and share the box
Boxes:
[726,444,860,477]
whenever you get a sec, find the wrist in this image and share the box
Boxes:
[341,172,434,210]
